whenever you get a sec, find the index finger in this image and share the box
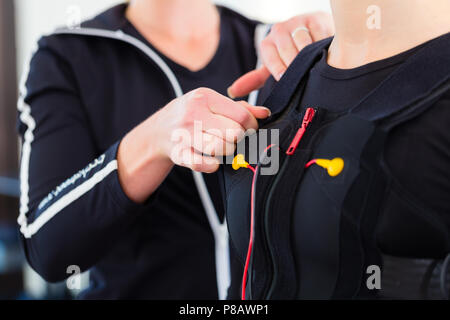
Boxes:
[205,90,259,131]
[228,66,270,99]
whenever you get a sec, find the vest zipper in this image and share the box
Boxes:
[286,107,316,155]
[257,107,319,299]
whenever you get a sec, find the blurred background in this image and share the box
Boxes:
[0,0,331,299]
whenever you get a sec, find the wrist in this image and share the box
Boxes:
[145,108,173,162]
[117,116,174,203]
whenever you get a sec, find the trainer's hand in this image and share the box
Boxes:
[227,12,334,99]
[155,88,270,172]
[117,88,270,202]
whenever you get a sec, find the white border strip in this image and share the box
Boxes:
[53,28,184,98]
[248,24,271,106]
[21,161,118,238]
[17,47,37,228]
[16,41,119,240]
[192,171,230,300]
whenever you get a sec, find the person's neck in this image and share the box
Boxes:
[126,0,219,40]
[328,0,450,69]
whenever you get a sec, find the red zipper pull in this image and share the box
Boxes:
[286,108,316,155]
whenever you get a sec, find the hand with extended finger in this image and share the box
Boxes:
[228,11,334,99]
[117,87,270,203]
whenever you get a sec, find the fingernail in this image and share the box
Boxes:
[227,87,235,99]
[276,71,285,81]
[262,107,271,117]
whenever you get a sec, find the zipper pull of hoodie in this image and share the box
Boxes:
[286,107,316,155]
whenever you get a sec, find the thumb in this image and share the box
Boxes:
[175,150,221,174]
[238,101,271,119]
[228,66,271,99]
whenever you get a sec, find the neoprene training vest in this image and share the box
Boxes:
[223,35,450,300]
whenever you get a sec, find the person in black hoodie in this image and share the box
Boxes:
[224,0,450,299]
[16,0,334,299]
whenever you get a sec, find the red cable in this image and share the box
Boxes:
[241,164,258,300]
[241,144,275,300]
[305,159,317,168]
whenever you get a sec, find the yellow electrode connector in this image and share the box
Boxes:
[232,154,249,170]
[314,158,345,177]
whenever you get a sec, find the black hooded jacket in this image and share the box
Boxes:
[17,3,267,299]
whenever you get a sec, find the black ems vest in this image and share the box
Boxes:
[223,36,450,300]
